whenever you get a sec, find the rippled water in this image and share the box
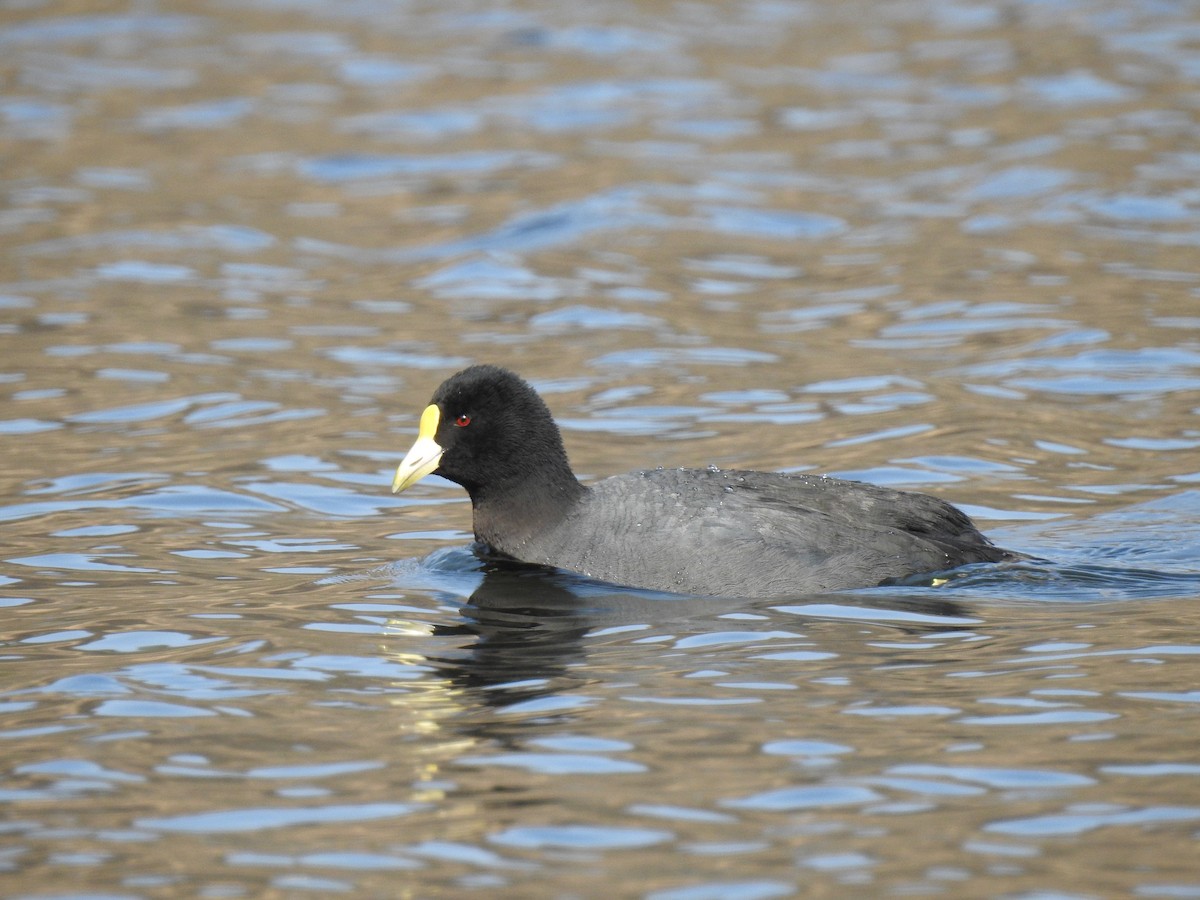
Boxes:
[3,0,1200,896]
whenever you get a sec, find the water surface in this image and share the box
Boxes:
[3,0,1200,896]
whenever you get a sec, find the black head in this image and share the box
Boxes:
[392,365,578,501]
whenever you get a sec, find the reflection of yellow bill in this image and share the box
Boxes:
[377,619,476,778]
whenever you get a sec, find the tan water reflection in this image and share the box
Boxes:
[2,0,1199,896]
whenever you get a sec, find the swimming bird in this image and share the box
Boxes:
[391,364,1013,598]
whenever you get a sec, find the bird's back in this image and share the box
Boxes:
[519,467,1009,597]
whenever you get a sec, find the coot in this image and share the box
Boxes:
[392,364,1013,597]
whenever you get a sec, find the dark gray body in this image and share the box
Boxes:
[402,365,1012,599]
[488,466,1010,597]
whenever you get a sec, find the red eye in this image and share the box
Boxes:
[454,414,471,427]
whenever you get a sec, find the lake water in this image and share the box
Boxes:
[3,0,1200,897]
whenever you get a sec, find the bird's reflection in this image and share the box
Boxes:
[415,554,976,708]
[421,558,697,703]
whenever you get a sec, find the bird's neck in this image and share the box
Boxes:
[470,469,587,554]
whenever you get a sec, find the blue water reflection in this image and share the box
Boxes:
[3,0,1200,896]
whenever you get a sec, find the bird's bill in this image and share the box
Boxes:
[392,404,444,493]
